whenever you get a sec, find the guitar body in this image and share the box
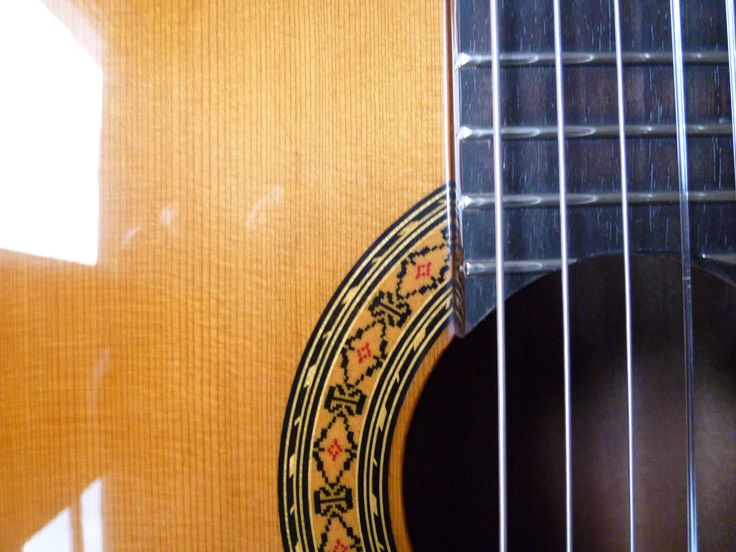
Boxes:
[0,1,446,550]
[3,0,736,550]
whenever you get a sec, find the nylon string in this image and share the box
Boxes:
[668,0,699,549]
[611,0,637,549]
[488,0,508,549]
[551,0,574,549]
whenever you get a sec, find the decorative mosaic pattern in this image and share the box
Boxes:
[279,187,454,551]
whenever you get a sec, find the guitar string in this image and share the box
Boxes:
[669,0,699,549]
[613,0,636,552]
[611,0,637,549]
[551,0,574,549]
[488,0,508,549]
[726,0,736,186]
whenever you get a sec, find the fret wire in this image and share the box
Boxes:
[726,0,736,189]
[669,0,699,550]
[461,189,736,209]
[488,0,508,549]
[612,0,636,548]
[456,50,730,67]
[458,122,732,141]
[464,251,736,274]
[552,0,573,549]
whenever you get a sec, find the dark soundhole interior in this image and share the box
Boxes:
[403,255,736,550]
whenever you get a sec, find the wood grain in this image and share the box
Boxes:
[0,1,446,549]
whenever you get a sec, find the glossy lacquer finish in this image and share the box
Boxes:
[0,1,446,549]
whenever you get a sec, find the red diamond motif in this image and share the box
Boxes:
[415,261,432,279]
[333,539,349,552]
[356,342,372,364]
[327,438,343,461]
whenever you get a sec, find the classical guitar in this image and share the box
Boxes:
[280,0,736,550]
[0,1,733,552]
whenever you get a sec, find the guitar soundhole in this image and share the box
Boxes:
[403,254,736,550]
